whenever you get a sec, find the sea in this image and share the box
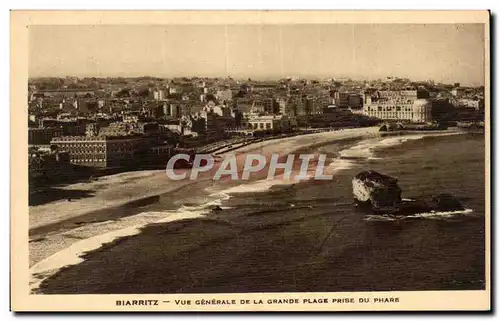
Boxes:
[37,131,486,294]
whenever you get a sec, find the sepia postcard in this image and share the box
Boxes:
[11,10,490,312]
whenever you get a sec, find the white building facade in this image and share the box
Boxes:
[247,114,291,132]
[363,90,432,123]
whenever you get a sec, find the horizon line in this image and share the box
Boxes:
[28,75,485,87]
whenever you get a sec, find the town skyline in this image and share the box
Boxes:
[27,75,484,86]
[29,24,485,86]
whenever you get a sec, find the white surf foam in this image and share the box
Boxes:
[30,206,210,293]
[220,177,297,194]
[210,131,464,196]
[340,131,465,160]
[214,162,321,196]
[215,150,356,196]
[328,158,357,172]
[339,139,377,159]
[340,135,425,159]
[405,208,474,220]
[29,185,240,294]
[364,208,474,222]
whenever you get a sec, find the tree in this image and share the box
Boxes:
[137,88,150,98]
[115,88,131,98]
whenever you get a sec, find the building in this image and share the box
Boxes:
[263,98,274,114]
[277,98,288,115]
[97,99,106,109]
[137,122,160,135]
[363,90,432,123]
[333,92,350,108]
[51,135,147,168]
[216,88,233,103]
[411,99,433,123]
[122,112,141,123]
[29,150,71,180]
[250,99,266,114]
[28,114,37,123]
[287,96,306,116]
[454,98,484,110]
[170,103,181,118]
[304,97,324,115]
[153,89,166,101]
[70,99,98,113]
[348,94,363,108]
[317,95,334,110]
[29,127,63,145]
[60,119,90,136]
[189,115,207,135]
[247,114,291,132]
[168,87,178,95]
[161,103,184,118]
[451,87,465,97]
[32,89,97,99]
[147,144,174,164]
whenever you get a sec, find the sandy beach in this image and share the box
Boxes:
[30,127,380,232]
[29,127,380,272]
[29,129,485,295]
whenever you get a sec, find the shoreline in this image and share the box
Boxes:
[28,127,464,273]
[29,127,381,232]
[31,129,482,294]
[28,127,381,272]
[28,127,380,292]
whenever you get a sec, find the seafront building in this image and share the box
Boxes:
[246,114,291,132]
[29,127,64,145]
[29,149,72,180]
[362,90,433,123]
[50,135,146,168]
[27,77,485,178]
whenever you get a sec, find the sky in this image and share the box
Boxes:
[29,24,485,86]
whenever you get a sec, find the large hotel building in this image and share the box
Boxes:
[50,135,146,168]
[363,90,432,123]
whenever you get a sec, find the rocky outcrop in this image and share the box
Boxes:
[353,170,464,215]
[209,205,224,211]
[352,170,402,210]
[426,193,465,211]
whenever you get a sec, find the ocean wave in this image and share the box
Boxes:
[214,164,320,195]
[32,131,468,291]
[207,131,464,196]
[338,139,377,159]
[29,183,243,294]
[340,131,465,160]
[340,135,424,159]
[216,154,357,195]
[326,158,358,176]
[219,177,297,194]
[30,204,213,293]
[364,208,475,222]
